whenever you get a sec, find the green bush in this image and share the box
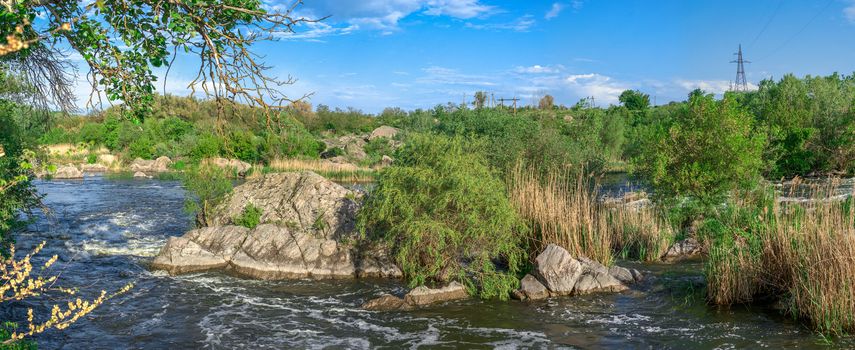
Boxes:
[183,164,233,227]
[633,91,765,208]
[234,204,262,229]
[225,130,259,163]
[79,122,106,145]
[128,136,155,160]
[190,134,223,162]
[357,133,526,299]
[86,153,98,164]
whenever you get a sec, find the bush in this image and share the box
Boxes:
[127,136,155,160]
[233,204,262,229]
[357,133,526,299]
[633,91,765,207]
[86,153,98,164]
[225,130,259,163]
[78,122,106,145]
[190,134,223,162]
[183,164,233,227]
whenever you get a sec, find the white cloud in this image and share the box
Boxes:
[514,64,564,74]
[286,0,496,36]
[562,73,628,105]
[845,1,855,23]
[418,66,497,86]
[675,79,757,94]
[466,15,536,32]
[423,0,495,19]
[545,2,563,19]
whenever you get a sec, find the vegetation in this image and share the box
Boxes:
[182,164,233,228]
[357,133,527,299]
[704,184,855,334]
[233,204,263,230]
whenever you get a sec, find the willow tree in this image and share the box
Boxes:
[0,0,319,123]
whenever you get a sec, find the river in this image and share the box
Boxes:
[2,175,852,349]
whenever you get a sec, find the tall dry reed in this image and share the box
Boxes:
[707,183,855,334]
[263,158,375,182]
[509,165,613,265]
[607,204,674,262]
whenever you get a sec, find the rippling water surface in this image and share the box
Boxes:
[3,175,853,349]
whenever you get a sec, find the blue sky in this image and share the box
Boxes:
[75,0,855,113]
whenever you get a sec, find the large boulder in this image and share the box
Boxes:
[81,163,108,173]
[152,172,401,279]
[129,156,172,173]
[521,244,641,299]
[369,126,400,140]
[209,172,358,236]
[53,164,83,179]
[362,282,468,311]
[533,244,584,295]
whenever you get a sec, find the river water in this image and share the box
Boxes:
[3,175,853,349]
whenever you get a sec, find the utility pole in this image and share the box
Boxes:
[730,44,750,91]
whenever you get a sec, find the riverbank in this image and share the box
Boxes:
[8,175,851,348]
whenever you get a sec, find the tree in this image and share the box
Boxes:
[473,91,487,109]
[1,0,320,122]
[633,91,765,206]
[538,94,554,110]
[619,90,651,111]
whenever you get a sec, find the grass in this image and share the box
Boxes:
[262,158,375,182]
[509,165,613,265]
[705,183,855,335]
[607,204,675,262]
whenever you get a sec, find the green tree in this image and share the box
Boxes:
[473,91,488,109]
[633,91,765,206]
[619,89,651,111]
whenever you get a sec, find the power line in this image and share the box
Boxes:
[755,0,833,62]
[748,0,783,50]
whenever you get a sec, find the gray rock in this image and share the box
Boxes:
[133,171,148,178]
[573,257,627,294]
[533,244,584,295]
[152,172,400,280]
[53,164,83,179]
[515,274,549,300]
[404,281,468,306]
[364,282,468,311]
[369,126,400,140]
[81,163,108,172]
[207,157,252,176]
[361,294,409,311]
[608,266,643,284]
[663,237,702,261]
[97,154,116,165]
[373,155,394,169]
[209,172,360,239]
[129,156,172,173]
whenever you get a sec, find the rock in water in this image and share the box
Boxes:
[572,257,627,295]
[81,163,108,172]
[514,274,549,300]
[152,172,401,279]
[362,282,469,311]
[533,244,584,295]
[129,156,172,173]
[133,171,148,178]
[209,172,359,237]
[53,164,83,179]
[662,237,702,261]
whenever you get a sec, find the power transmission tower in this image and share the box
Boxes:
[730,44,750,91]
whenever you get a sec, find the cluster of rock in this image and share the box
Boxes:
[52,164,84,179]
[662,237,702,261]
[205,157,252,177]
[361,282,469,311]
[512,244,643,301]
[129,156,173,175]
[151,171,401,279]
[321,126,401,167]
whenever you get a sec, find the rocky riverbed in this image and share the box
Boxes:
[3,175,853,348]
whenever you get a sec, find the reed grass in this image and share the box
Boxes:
[509,165,613,265]
[607,204,675,262]
[263,158,375,182]
[706,183,855,335]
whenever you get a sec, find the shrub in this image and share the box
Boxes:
[233,204,262,229]
[86,153,98,164]
[78,122,106,145]
[127,136,155,160]
[183,164,233,227]
[357,133,526,299]
[190,134,223,162]
[225,130,259,163]
[633,91,765,207]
